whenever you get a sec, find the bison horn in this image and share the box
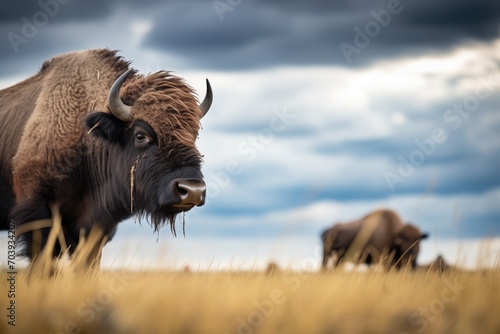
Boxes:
[108,69,133,122]
[199,79,212,118]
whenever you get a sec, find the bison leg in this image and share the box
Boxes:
[332,251,345,268]
[322,248,331,270]
[0,178,15,230]
[11,199,81,262]
[71,225,108,271]
[12,199,104,270]
[322,243,339,270]
[11,198,55,260]
[322,250,344,271]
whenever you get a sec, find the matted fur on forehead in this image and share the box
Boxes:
[120,71,202,148]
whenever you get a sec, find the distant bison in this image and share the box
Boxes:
[419,255,453,274]
[265,262,280,275]
[321,209,428,270]
[0,49,212,266]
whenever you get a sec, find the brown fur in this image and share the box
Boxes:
[9,49,130,201]
[122,72,201,148]
[0,69,46,225]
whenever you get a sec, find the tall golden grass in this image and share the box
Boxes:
[2,266,500,333]
[2,211,500,334]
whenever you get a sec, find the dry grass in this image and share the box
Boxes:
[1,265,500,334]
[3,210,499,334]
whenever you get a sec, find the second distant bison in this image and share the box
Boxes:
[321,209,428,270]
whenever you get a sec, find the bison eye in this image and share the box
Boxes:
[133,123,157,148]
[134,130,151,148]
[135,132,146,142]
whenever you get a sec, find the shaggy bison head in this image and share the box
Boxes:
[84,69,212,233]
[394,224,429,269]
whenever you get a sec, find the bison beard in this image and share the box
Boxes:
[130,150,204,237]
[0,49,212,265]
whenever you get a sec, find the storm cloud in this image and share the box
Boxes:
[1,0,499,73]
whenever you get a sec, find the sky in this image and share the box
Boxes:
[0,0,499,270]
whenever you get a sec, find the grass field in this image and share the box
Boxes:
[1,264,500,334]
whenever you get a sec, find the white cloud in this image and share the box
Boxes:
[129,20,152,48]
[391,112,407,125]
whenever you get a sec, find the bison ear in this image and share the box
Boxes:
[85,112,125,143]
[420,232,429,240]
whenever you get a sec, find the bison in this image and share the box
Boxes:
[321,209,428,270]
[419,254,453,274]
[0,49,212,266]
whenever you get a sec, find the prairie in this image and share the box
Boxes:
[2,212,500,333]
[1,264,499,334]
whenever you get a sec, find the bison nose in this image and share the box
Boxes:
[172,178,206,207]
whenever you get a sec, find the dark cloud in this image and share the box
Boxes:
[314,130,486,166]
[144,0,500,70]
[0,0,113,76]
[0,30,109,77]
[0,0,114,24]
[0,0,498,75]
[458,212,500,238]
[0,0,164,76]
